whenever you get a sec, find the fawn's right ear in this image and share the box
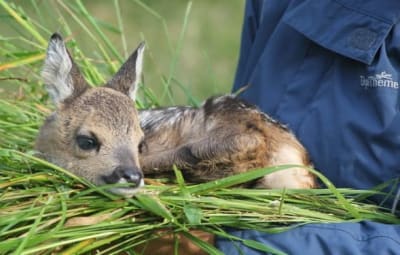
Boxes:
[105,42,145,101]
[41,33,89,106]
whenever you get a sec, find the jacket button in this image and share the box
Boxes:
[349,28,377,51]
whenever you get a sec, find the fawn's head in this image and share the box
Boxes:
[36,33,145,197]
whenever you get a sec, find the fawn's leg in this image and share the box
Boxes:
[140,146,201,174]
[188,132,264,161]
[141,131,265,176]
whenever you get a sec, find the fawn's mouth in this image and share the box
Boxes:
[107,179,145,197]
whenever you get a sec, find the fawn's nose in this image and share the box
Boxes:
[119,167,143,185]
[103,166,143,188]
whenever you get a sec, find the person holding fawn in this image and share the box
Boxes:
[216,0,400,254]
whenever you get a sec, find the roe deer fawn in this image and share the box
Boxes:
[36,33,316,197]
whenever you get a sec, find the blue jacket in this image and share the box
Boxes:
[216,0,400,254]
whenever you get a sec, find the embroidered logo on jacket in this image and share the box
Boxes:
[360,71,399,89]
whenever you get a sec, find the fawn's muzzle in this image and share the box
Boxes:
[102,166,143,188]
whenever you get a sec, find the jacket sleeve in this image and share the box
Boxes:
[216,222,400,255]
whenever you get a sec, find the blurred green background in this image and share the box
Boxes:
[0,0,244,105]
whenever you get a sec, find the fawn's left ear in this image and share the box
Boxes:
[106,42,145,101]
[41,33,89,106]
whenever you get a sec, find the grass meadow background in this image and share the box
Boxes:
[1,1,399,254]
[1,0,244,104]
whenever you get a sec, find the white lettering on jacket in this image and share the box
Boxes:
[360,71,399,89]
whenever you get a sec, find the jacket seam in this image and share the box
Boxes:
[302,224,400,245]
[331,0,393,25]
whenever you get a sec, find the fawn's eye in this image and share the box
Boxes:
[138,139,145,154]
[76,135,99,151]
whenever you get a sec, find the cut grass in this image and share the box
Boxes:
[1,146,399,254]
[0,1,399,254]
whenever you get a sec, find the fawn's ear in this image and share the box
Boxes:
[41,33,89,106]
[105,42,145,101]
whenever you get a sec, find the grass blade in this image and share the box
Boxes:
[136,194,174,222]
[75,0,122,62]
[0,0,47,46]
[0,53,44,71]
[181,231,224,255]
[14,196,49,254]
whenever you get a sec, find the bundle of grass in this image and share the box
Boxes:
[1,1,399,254]
[1,139,399,254]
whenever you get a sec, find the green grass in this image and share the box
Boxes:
[0,1,399,254]
[0,0,243,104]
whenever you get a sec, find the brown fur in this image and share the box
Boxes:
[36,34,316,198]
[139,96,316,188]
[36,87,143,186]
